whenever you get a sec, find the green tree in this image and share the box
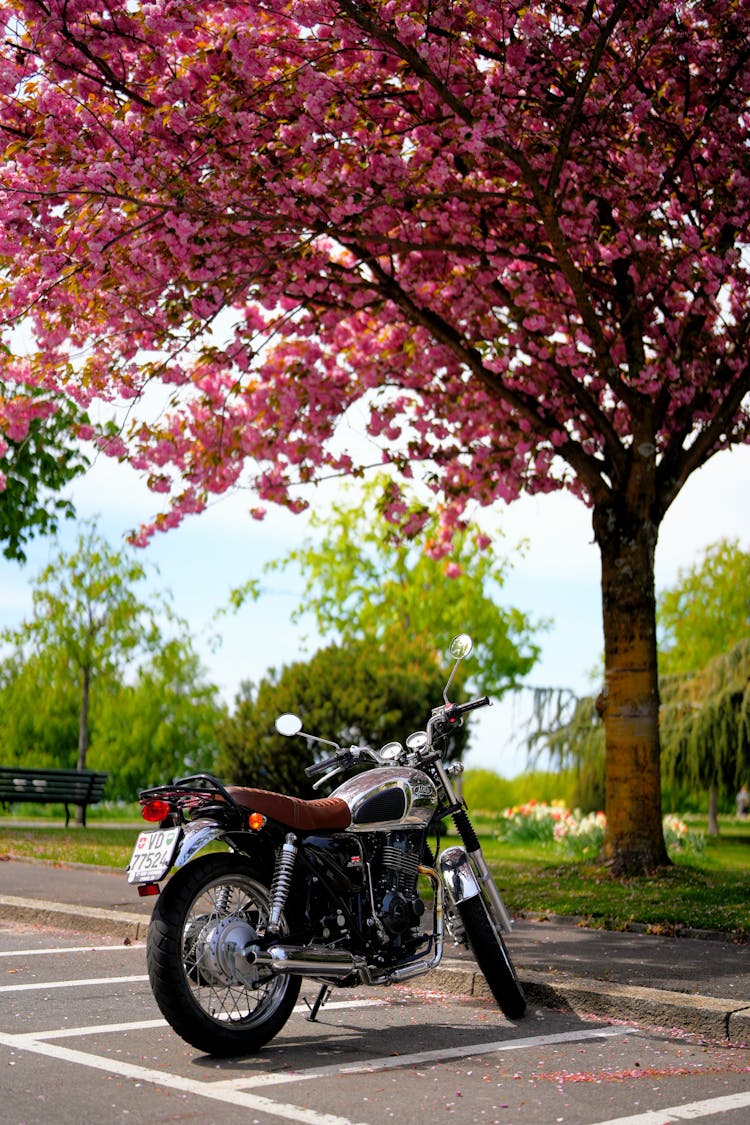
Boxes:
[2,525,164,795]
[265,477,544,700]
[0,648,81,769]
[660,640,750,834]
[218,637,468,797]
[0,383,89,563]
[92,639,225,800]
[658,540,750,677]
[657,539,750,831]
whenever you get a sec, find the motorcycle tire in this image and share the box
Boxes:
[146,851,301,1057]
[458,893,526,1020]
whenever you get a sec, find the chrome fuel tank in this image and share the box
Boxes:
[331,767,438,832]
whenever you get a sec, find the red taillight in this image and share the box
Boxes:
[137,882,161,897]
[141,799,172,822]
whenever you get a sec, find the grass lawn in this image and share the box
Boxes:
[475,814,749,938]
[1,811,747,939]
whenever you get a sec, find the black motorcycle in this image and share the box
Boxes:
[127,634,526,1056]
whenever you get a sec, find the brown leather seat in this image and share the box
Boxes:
[226,786,351,831]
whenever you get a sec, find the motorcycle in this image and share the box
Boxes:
[127,634,526,1057]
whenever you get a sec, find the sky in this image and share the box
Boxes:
[0,438,748,777]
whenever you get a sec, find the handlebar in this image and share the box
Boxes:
[302,697,491,779]
[304,751,346,779]
[452,695,491,715]
[427,695,491,739]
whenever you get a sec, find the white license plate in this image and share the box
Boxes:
[127,827,181,883]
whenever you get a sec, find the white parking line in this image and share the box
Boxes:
[17,1018,168,1040]
[0,1024,637,1125]
[0,1030,365,1125]
[213,1026,637,1089]
[0,974,148,993]
[17,999,384,1041]
[2,944,144,957]
[591,1091,750,1123]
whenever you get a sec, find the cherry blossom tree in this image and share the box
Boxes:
[1,1,748,872]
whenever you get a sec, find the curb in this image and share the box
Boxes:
[424,964,750,1044]
[2,895,748,1044]
[0,895,148,943]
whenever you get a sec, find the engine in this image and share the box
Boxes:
[373,831,426,937]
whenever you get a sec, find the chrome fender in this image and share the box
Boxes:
[172,819,228,871]
[438,844,480,905]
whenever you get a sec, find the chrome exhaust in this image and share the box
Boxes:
[244,943,361,979]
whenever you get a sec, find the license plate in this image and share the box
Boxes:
[127,827,181,883]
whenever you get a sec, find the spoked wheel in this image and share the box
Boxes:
[147,852,301,1057]
[458,892,526,1020]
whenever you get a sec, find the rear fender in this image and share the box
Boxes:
[172,819,229,871]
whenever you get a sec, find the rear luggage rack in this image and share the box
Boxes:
[139,774,244,821]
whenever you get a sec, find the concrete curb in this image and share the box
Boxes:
[423,964,750,1043]
[0,895,147,943]
[2,895,748,1044]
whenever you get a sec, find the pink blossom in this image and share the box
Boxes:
[0,0,745,569]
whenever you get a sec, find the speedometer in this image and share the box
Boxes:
[379,741,403,762]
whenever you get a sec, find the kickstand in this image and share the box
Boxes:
[304,984,333,1023]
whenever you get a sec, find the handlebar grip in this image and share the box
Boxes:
[304,752,342,778]
[455,695,491,714]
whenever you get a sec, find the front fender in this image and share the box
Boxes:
[172,819,228,871]
[438,844,480,905]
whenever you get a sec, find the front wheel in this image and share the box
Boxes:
[458,894,526,1020]
[147,851,301,1057]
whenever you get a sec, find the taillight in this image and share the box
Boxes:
[137,882,161,897]
[141,799,172,822]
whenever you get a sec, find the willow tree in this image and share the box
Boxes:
[658,540,750,831]
[660,640,750,834]
[658,540,750,677]
[1,3,749,872]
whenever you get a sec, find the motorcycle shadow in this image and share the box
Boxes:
[187,986,527,1070]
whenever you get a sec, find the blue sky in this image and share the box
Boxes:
[1,441,747,777]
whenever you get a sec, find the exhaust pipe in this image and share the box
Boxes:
[244,943,361,979]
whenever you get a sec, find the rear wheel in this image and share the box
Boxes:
[147,852,301,1057]
[458,893,526,1019]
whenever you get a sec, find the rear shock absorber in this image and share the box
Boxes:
[267,833,297,934]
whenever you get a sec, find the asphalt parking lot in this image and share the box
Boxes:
[2,920,750,1125]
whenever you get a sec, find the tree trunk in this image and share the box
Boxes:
[593,497,669,875]
[75,665,91,825]
[707,782,720,836]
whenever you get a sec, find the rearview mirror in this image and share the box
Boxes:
[275,713,303,737]
[444,634,473,704]
[448,634,473,660]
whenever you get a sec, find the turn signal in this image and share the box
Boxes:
[141,799,172,822]
[248,812,266,831]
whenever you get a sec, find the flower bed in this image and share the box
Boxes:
[496,801,703,857]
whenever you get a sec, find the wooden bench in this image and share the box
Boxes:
[0,767,108,827]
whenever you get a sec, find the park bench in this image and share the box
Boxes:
[0,766,108,827]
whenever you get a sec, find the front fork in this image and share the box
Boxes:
[433,759,514,933]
